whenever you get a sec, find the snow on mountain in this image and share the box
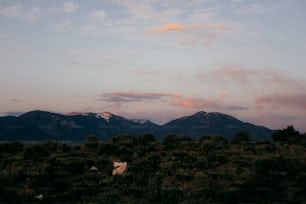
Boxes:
[65,112,90,116]
[130,119,151,125]
[66,112,113,122]
[95,112,112,122]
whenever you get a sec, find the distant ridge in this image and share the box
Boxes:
[161,111,273,140]
[0,110,274,141]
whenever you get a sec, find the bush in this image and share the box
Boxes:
[98,143,119,155]
[111,135,135,145]
[23,144,50,160]
[163,135,192,148]
[199,135,228,154]
[273,125,300,144]
[231,131,250,144]
[161,187,183,203]
[44,140,60,152]
[84,135,100,149]
[0,142,24,154]
[136,133,156,145]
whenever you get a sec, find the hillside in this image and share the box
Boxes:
[161,111,273,140]
[0,110,275,141]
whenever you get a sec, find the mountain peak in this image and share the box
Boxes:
[96,112,112,122]
[195,111,206,114]
[193,111,208,116]
[66,111,113,122]
[192,111,235,119]
[131,119,148,124]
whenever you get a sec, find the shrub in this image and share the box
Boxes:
[231,131,250,144]
[0,142,24,154]
[163,135,192,148]
[272,125,300,144]
[23,144,50,160]
[136,133,156,145]
[84,135,100,149]
[199,135,228,153]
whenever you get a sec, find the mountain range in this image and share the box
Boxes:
[0,110,274,141]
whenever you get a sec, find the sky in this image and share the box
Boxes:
[1,0,306,132]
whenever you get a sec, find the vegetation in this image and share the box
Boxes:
[273,125,306,145]
[231,130,250,144]
[0,127,306,203]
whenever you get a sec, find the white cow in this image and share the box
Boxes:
[112,161,127,175]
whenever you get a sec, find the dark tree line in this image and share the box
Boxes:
[273,125,306,145]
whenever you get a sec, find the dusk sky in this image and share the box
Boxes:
[1,0,306,132]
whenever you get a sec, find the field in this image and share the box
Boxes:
[1,134,306,203]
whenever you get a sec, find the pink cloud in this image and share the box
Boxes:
[197,64,256,83]
[100,91,231,110]
[151,23,232,47]
[205,24,232,31]
[197,64,305,89]
[173,98,215,108]
[172,93,228,109]
[152,23,232,33]
[152,24,193,32]
[256,93,306,110]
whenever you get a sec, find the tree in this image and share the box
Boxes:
[137,133,156,145]
[272,125,300,144]
[231,131,250,144]
[84,135,99,149]
[163,135,192,147]
[23,144,50,160]
[0,142,24,154]
[198,135,228,153]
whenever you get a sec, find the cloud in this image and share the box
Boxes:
[53,20,72,31]
[173,97,216,108]
[172,93,227,109]
[197,64,255,82]
[197,64,306,90]
[79,0,233,47]
[87,10,106,20]
[152,24,196,32]
[117,0,219,24]
[0,2,79,23]
[65,49,134,69]
[255,93,306,111]
[24,7,43,22]
[99,91,182,103]
[118,0,156,20]
[10,99,20,103]
[152,23,231,33]
[234,3,269,15]
[62,2,79,13]
[99,91,248,114]
[150,23,232,47]
[0,4,21,18]
[205,24,232,31]
[223,105,249,111]
[0,111,23,117]
[0,4,42,22]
